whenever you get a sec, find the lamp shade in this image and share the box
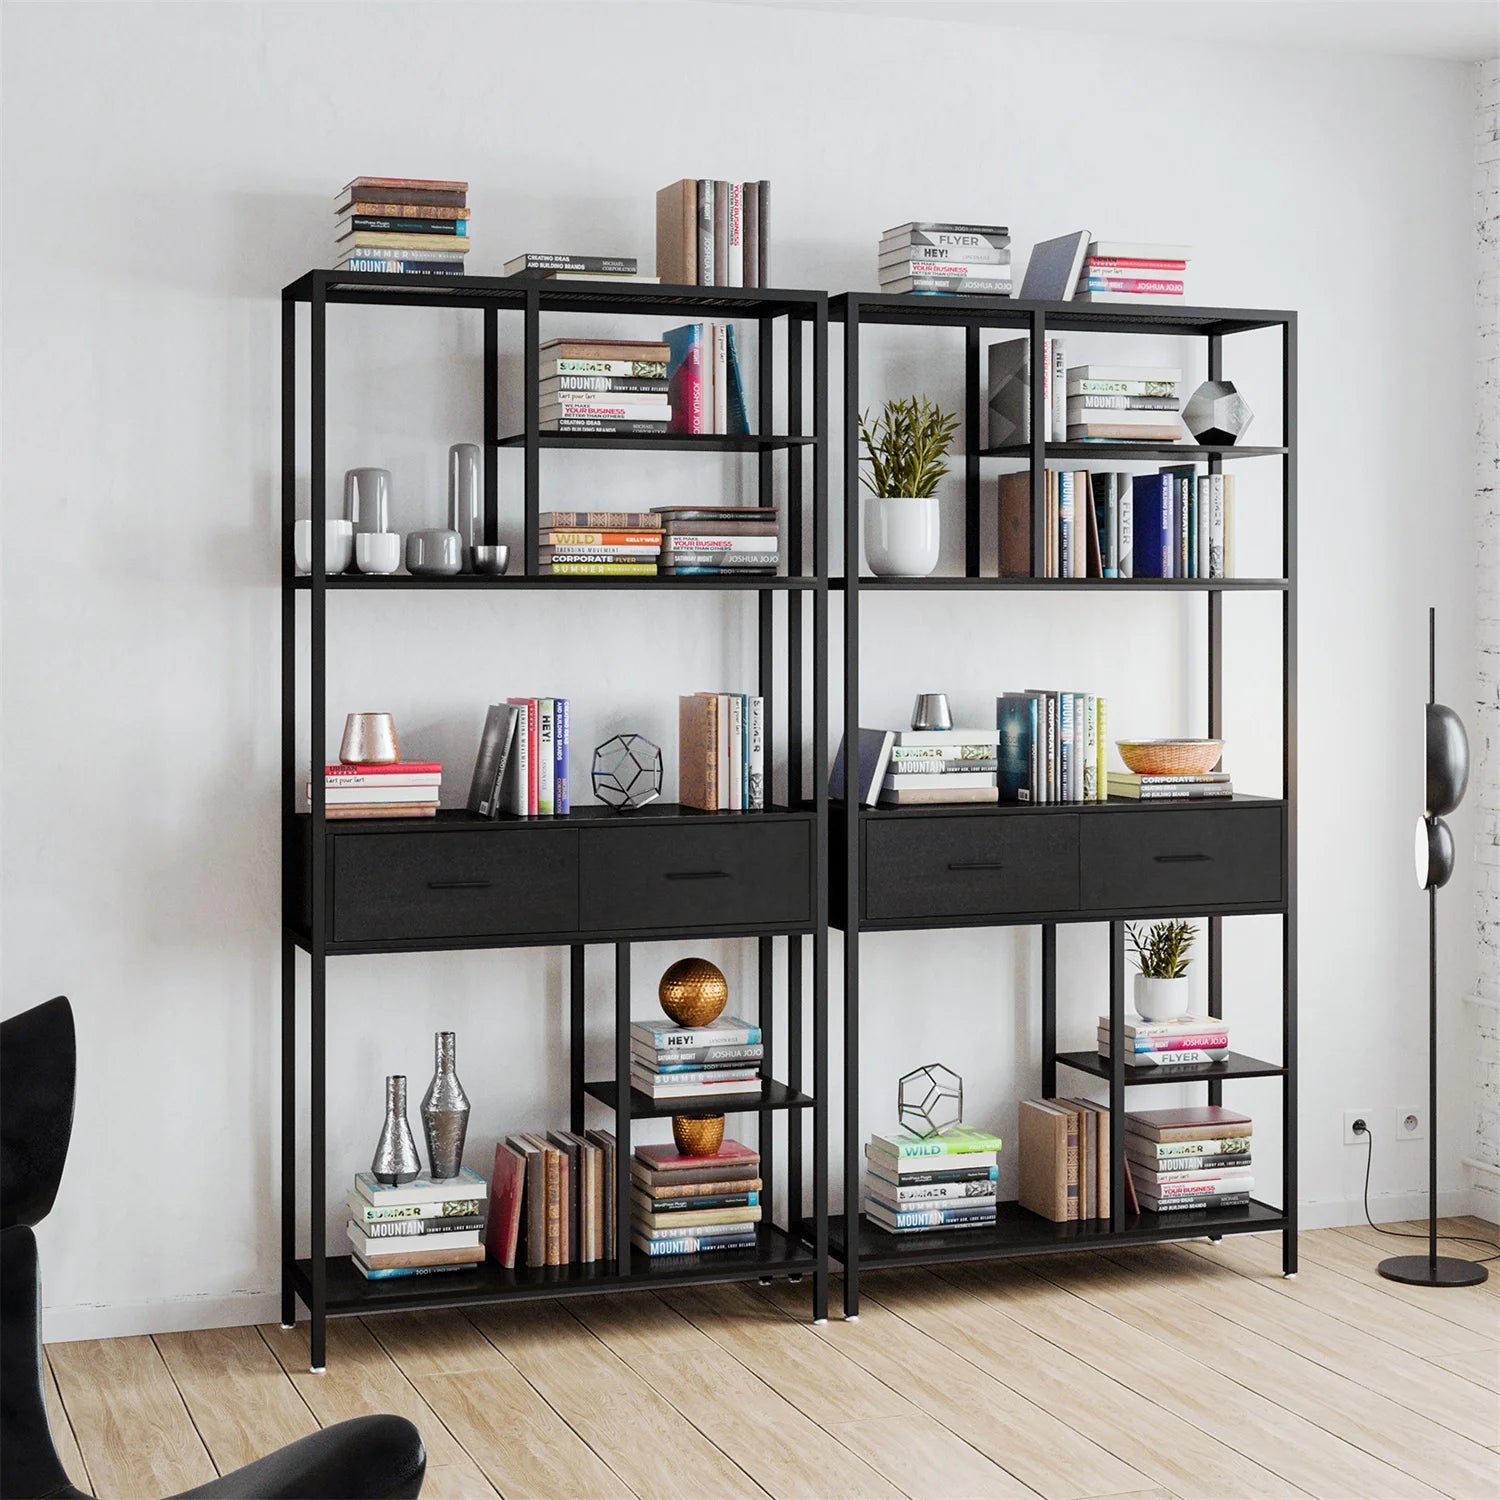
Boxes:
[1414,814,1455,891]
[1425,703,1469,816]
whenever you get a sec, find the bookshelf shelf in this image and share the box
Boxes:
[281,271,831,1366]
[829,292,1296,1315]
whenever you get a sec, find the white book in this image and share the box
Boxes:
[663,534,778,552]
[1117,476,1134,578]
[716,693,732,809]
[354,1166,488,1207]
[1223,475,1237,576]
[311,783,440,805]
[1068,364,1182,383]
[1089,240,1192,261]
[882,770,996,789]
[503,699,530,814]
[1051,338,1066,446]
[713,321,728,433]
[728,695,744,811]
[890,728,999,747]
[1208,474,1226,578]
[347,1223,481,1260]
[539,401,667,421]
[1073,290,1186,305]
[320,772,442,789]
[727,185,744,288]
[748,695,765,809]
[1066,405,1184,427]
[536,698,556,816]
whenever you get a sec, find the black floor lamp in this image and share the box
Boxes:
[1380,608,1487,1288]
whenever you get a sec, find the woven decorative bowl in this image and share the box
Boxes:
[1116,739,1225,776]
[658,957,729,1027]
[672,1113,725,1157]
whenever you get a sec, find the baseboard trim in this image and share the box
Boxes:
[43,1291,282,1345]
[1296,1187,1476,1231]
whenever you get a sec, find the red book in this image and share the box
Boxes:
[665,324,707,434]
[326,761,443,775]
[1083,277,1184,295]
[486,1141,526,1269]
[1086,257,1187,272]
[634,1139,760,1173]
[1138,1032,1229,1052]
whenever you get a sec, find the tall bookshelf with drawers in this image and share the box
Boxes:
[827,292,1297,1319]
[280,269,831,1369]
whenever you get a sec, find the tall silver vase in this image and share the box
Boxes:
[421,1031,470,1178]
[371,1075,421,1185]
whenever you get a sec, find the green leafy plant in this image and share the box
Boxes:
[857,396,961,498]
[1126,919,1196,978]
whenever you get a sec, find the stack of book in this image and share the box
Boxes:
[310,760,442,819]
[995,691,1108,804]
[678,692,766,810]
[631,1137,763,1255]
[664,323,750,435]
[1125,1106,1253,1213]
[538,338,670,436]
[1109,769,1233,801]
[504,252,657,283]
[538,510,662,578]
[1073,240,1190,304]
[347,1166,487,1279]
[655,179,770,287]
[486,1131,617,1268]
[879,222,1011,296]
[465,699,569,816]
[1017,1098,1116,1222]
[1067,364,1183,444]
[630,1014,764,1103]
[1098,1012,1230,1068]
[1130,468,1237,579]
[830,727,998,806]
[334,177,469,277]
[655,505,779,576]
[864,1126,1003,1234]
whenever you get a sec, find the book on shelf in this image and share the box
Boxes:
[864,1121,1001,1234]
[333,178,470,274]
[346,1197,483,1236]
[1017,1098,1112,1222]
[539,420,671,436]
[1072,241,1191,302]
[538,561,659,575]
[862,1149,999,1185]
[482,1130,615,1268]
[347,1223,483,1264]
[337,259,464,278]
[865,1201,998,1233]
[865,1173,998,1204]
[1129,471,1237,580]
[340,200,469,221]
[504,253,637,276]
[630,1138,762,1255]
[882,273,1013,296]
[337,215,467,238]
[540,338,670,363]
[1125,1105,1253,1143]
[339,231,471,255]
[994,691,1105,804]
[540,375,669,398]
[664,322,750,435]
[348,1164,488,1277]
[1106,1047,1230,1069]
[656,178,769,287]
[629,1073,764,1101]
[538,510,662,528]
[829,728,896,806]
[1125,1143,1251,1174]
[985,336,1065,447]
[1107,777,1234,800]
[633,1042,764,1070]
[312,760,442,818]
[868,1125,1003,1162]
[477,698,568,815]
[1018,230,1090,300]
[881,223,1010,257]
[1097,1018,1230,1051]
[631,1201,764,1232]
[467,704,520,818]
[679,693,766,809]
[311,782,439,806]
[631,1017,762,1050]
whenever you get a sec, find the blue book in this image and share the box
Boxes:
[996,695,1038,803]
[1058,692,1074,803]
[554,698,569,815]
[829,728,896,805]
[1058,470,1075,577]
[1131,475,1175,578]
[1163,466,1196,578]
[725,325,751,435]
[740,694,750,809]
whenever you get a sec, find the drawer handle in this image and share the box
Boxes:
[427,879,493,890]
[948,860,1006,871]
[664,869,732,881]
[1153,854,1213,864]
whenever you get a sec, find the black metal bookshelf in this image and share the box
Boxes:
[829,290,1297,1319]
[280,270,831,1369]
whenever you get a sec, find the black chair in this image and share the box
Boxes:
[0,997,427,1499]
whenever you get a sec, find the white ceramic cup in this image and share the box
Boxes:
[355,531,402,575]
[293,519,354,574]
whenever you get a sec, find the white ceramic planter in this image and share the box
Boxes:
[1133,974,1190,1021]
[865,495,940,577]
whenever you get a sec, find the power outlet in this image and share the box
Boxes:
[1343,1110,1372,1145]
[1396,1107,1427,1141]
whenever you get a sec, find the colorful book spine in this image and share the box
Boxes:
[631,1231,757,1255]
[633,1019,762,1048]
[665,324,707,433]
[866,1202,998,1230]
[536,699,556,816]
[339,258,463,275]
[554,698,569,814]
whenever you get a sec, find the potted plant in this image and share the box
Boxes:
[1126,920,1196,1020]
[857,395,960,577]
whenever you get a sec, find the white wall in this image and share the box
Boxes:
[0,0,1477,1339]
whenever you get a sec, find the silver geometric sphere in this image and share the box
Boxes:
[897,1062,964,1138]
[591,733,663,811]
[1182,379,1254,445]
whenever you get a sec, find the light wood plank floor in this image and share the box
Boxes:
[43,1221,1500,1500]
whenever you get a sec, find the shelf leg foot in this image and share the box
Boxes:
[813,1317,829,1326]
[758,1277,773,1287]
[309,1365,326,1375]
[843,1313,859,1323]
[1282,1272,1297,1280]
[788,1274,803,1285]
[1207,1234,1223,1243]
[279,1323,295,1331]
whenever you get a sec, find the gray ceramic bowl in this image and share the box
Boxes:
[472,544,510,576]
[406,528,463,577]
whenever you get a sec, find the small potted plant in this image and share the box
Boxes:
[857,395,960,577]
[1126,920,1196,1020]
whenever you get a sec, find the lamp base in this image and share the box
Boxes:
[1377,1253,1488,1287]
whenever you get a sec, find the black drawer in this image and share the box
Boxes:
[865,814,1080,922]
[331,829,579,943]
[1080,805,1283,912]
[580,819,812,932]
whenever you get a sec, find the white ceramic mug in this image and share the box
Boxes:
[293,519,354,574]
[355,531,402,575]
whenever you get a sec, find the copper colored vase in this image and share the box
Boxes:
[340,712,400,765]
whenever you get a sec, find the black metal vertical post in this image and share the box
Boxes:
[965,324,981,577]
[1207,334,1224,1109]
[1429,882,1439,1270]
[569,945,585,1133]
[1283,315,1298,1275]
[786,315,806,1229]
[1109,920,1126,1230]
[1041,924,1057,1099]
[308,275,328,1371]
[811,296,830,1322]
[1028,310,1047,578]
[279,291,296,1329]
[758,934,775,1218]
[483,307,499,546]
[523,290,541,576]
[840,299,859,1319]
[614,942,632,1273]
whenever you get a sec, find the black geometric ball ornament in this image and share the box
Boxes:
[1182,379,1254,446]
[590,734,662,811]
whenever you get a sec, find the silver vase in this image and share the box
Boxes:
[371,1075,421,1185]
[447,443,482,570]
[420,1032,470,1179]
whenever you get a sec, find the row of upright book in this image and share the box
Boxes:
[878,221,1012,296]
[334,177,470,277]
[656,179,771,287]
[631,1014,764,1103]
[982,469,1237,580]
[997,690,1108,804]
[466,699,570,817]
[864,1126,1004,1234]
[678,692,768,810]
[309,761,443,820]
[488,1132,617,1267]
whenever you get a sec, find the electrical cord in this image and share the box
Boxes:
[1355,1120,1500,1262]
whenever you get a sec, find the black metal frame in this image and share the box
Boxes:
[831,291,1297,1318]
[281,271,830,1369]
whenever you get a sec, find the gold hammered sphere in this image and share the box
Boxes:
[672,1113,726,1157]
[658,957,729,1027]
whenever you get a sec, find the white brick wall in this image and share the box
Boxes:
[1473,56,1500,1218]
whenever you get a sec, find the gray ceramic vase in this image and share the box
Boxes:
[406,528,463,577]
[420,1031,470,1178]
[371,1075,421,1185]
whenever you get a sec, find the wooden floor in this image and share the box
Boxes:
[44,1219,1500,1500]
